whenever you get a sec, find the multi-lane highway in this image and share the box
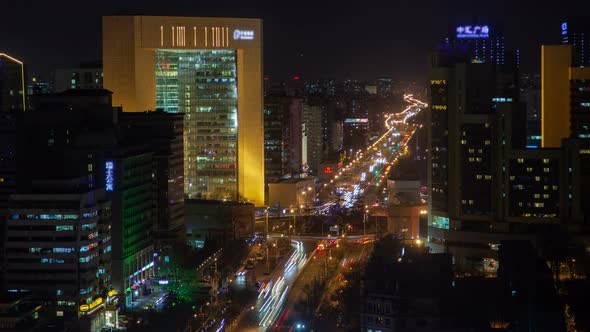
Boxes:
[219,94,427,332]
[316,94,428,215]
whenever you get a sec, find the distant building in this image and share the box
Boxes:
[0,53,26,112]
[303,102,323,174]
[263,95,303,184]
[268,178,315,209]
[53,62,103,92]
[561,18,590,67]
[520,73,541,147]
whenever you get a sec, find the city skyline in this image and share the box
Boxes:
[1,0,587,82]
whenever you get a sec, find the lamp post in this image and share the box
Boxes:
[265,208,269,240]
[290,209,296,236]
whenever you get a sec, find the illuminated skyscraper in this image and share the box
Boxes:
[561,18,590,67]
[103,16,264,206]
[443,24,506,65]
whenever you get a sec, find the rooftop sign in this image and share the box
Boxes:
[456,25,490,39]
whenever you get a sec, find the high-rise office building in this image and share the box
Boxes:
[561,18,590,67]
[19,90,156,308]
[426,46,558,271]
[53,62,103,92]
[302,102,323,175]
[0,53,26,112]
[263,96,303,184]
[443,24,506,65]
[103,16,264,206]
[119,111,185,250]
[4,179,113,327]
[541,45,590,147]
[520,73,542,147]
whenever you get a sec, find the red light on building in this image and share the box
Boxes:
[264,76,269,81]
[324,166,334,174]
[293,75,301,81]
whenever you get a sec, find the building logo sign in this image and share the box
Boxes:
[561,22,568,35]
[79,297,103,313]
[456,25,490,39]
[105,161,114,192]
[233,29,255,40]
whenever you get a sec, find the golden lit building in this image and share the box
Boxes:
[541,45,571,148]
[541,45,590,148]
[103,16,264,206]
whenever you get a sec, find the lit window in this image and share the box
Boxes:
[552,185,558,190]
[535,176,541,181]
[517,158,524,163]
[476,175,482,179]
[484,175,492,180]
[543,159,550,164]
[543,194,550,199]
[461,139,467,144]
[87,164,93,172]
[543,167,550,173]
[534,194,540,198]
[484,140,491,145]
[534,202,545,208]
[526,167,533,172]
[509,176,515,181]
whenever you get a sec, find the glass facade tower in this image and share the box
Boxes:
[155,49,238,200]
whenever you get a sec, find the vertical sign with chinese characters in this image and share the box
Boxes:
[105,161,114,192]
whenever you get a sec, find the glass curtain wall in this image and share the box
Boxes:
[156,49,238,200]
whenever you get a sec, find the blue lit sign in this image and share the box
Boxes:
[456,25,490,39]
[561,22,567,35]
[105,161,114,192]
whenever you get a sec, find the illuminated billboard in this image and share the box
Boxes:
[456,25,490,39]
[344,118,369,124]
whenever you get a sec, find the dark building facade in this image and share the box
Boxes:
[263,95,303,184]
[15,90,161,309]
[119,111,185,251]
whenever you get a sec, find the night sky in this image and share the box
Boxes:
[1,0,587,82]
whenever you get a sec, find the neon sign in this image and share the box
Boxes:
[233,29,255,40]
[79,297,103,312]
[561,22,567,36]
[456,25,490,39]
[105,161,114,192]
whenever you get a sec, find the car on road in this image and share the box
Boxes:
[255,252,264,261]
[246,259,255,269]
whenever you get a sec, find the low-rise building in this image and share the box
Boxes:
[268,178,316,209]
